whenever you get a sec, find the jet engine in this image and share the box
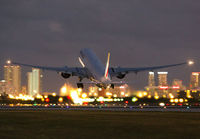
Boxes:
[61,72,71,79]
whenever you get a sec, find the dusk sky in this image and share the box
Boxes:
[0,0,200,92]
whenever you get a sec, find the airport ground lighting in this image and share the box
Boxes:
[4,57,195,97]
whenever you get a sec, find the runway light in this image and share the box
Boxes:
[174,98,179,103]
[52,93,56,97]
[132,97,138,102]
[45,98,50,103]
[169,93,174,99]
[58,97,63,103]
[36,94,42,98]
[98,97,104,102]
[147,95,152,99]
[143,92,148,96]
[137,92,143,98]
[159,103,165,107]
[179,98,184,103]
[154,96,159,100]
[81,98,95,103]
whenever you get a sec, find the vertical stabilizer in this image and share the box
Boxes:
[104,52,110,79]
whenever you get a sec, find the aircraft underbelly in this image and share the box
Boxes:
[87,62,104,82]
[80,48,108,83]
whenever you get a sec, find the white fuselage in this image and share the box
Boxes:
[80,48,111,86]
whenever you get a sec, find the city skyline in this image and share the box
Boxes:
[0,1,200,92]
[0,62,198,94]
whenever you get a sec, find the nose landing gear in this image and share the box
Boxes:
[77,83,84,88]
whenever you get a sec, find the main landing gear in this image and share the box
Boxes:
[110,84,114,89]
[77,83,84,88]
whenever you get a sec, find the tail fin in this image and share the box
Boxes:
[104,52,110,79]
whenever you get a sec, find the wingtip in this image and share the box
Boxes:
[187,60,194,66]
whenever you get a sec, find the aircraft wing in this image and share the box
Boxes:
[12,62,86,76]
[109,62,187,77]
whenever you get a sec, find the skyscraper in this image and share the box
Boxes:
[4,65,21,95]
[190,72,199,89]
[148,72,155,87]
[27,68,42,96]
[157,72,168,86]
[0,80,6,95]
[172,79,186,90]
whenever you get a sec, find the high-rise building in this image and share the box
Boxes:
[190,72,200,89]
[27,68,42,96]
[148,72,155,87]
[172,79,186,90]
[4,65,21,95]
[0,80,6,95]
[157,72,168,86]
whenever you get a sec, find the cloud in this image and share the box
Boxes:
[48,22,63,33]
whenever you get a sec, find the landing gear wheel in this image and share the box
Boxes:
[77,83,84,88]
[111,84,114,89]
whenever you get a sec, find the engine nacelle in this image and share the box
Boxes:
[61,72,71,79]
[116,73,126,79]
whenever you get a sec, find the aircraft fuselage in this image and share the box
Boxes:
[79,48,111,87]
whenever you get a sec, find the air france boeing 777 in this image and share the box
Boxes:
[12,48,193,89]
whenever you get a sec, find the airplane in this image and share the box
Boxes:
[10,48,194,89]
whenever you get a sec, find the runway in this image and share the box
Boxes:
[0,106,200,112]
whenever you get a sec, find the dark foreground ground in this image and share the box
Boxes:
[0,111,199,139]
